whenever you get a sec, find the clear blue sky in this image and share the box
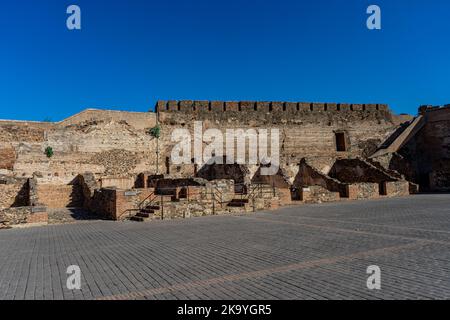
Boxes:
[1,0,449,121]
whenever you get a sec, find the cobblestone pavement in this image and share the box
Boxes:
[1,194,450,300]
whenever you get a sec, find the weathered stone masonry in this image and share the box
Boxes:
[0,100,448,227]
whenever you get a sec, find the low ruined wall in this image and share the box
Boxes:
[386,181,410,197]
[294,159,347,196]
[347,183,379,200]
[36,184,84,208]
[276,188,292,205]
[0,207,29,227]
[301,186,340,203]
[100,177,135,190]
[88,188,154,220]
[115,189,154,220]
[181,180,235,203]
[0,207,48,229]
[0,110,158,184]
[58,109,156,130]
[329,158,396,183]
[88,188,117,219]
[0,183,28,208]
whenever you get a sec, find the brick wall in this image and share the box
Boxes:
[58,109,156,130]
[100,177,135,189]
[36,184,84,208]
[27,212,48,224]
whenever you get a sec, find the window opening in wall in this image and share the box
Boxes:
[379,181,387,195]
[165,156,170,174]
[335,132,347,152]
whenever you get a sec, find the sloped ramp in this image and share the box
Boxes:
[370,115,425,158]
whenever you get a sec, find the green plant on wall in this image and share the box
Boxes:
[45,146,54,158]
[148,123,161,174]
[149,125,161,139]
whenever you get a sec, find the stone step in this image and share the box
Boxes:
[141,208,155,214]
[230,199,249,204]
[136,212,151,218]
[228,201,248,207]
[146,205,160,210]
[130,216,148,222]
[228,203,245,207]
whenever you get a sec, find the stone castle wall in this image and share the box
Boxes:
[0,100,426,212]
[399,106,450,191]
[0,110,157,183]
[156,100,402,168]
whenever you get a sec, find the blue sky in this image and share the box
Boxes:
[0,0,449,121]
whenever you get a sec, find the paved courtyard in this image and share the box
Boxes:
[1,194,450,300]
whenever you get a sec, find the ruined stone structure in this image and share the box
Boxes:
[371,105,450,192]
[0,100,448,228]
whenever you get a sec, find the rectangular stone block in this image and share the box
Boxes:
[285,102,298,112]
[210,101,224,112]
[167,100,179,111]
[155,100,167,112]
[365,104,377,111]
[352,104,364,111]
[256,102,271,112]
[298,102,312,111]
[124,191,139,196]
[386,181,410,197]
[179,100,194,111]
[194,100,209,112]
[271,102,284,112]
[312,103,325,111]
[339,103,351,111]
[225,101,239,111]
[27,212,48,224]
[347,183,379,200]
[31,206,47,213]
[239,101,256,111]
[326,103,338,111]
[378,104,389,111]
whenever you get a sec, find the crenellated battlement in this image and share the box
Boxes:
[155,100,390,114]
[418,104,450,115]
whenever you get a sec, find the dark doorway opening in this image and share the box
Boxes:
[165,157,170,174]
[335,132,347,152]
[379,181,387,195]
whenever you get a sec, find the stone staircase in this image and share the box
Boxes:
[130,204,161,222]
[227,198,250,209]
[227,183,275,212]
[129,194,174,222]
